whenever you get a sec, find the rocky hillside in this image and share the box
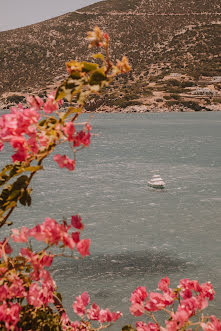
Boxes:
[0,0,220,111]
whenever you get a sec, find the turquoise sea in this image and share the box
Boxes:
[1,112,221,326]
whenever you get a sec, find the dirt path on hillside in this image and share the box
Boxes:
[76,11,221,16]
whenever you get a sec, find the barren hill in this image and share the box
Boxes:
[0,0,221,111]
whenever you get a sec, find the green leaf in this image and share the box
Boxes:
[0,164,14,177]
[19,166,43,173]
[12,176,29,190]
[0,164,17,186]
[92,53,105,61]
[89,68,107,85]
[63,107,81,120]
[122,326,136,331]
[19,190,32,206]
[70,71,82,80]
[82,61,98,73]
[39,119,47,126]
[8,189,21,201]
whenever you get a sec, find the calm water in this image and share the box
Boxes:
[1,112,221,326]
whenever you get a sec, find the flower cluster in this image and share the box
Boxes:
[0,214,92,329]
[129,277,221,331]
[72,291,122,324]
[0,92,91,168]
[12,215,90,257]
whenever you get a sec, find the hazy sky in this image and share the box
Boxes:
[0,0,103,31]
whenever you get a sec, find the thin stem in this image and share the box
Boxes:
[95,323,111,331]
[104,40,113,75]
[145,311,160,326]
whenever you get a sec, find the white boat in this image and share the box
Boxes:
[148,175,165,189]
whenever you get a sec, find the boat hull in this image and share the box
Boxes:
[148,182,165,189]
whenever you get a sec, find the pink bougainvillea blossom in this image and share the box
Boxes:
[201,315,221,331]
[0,301,21,330]
[87,302,100,320]
[26,95,44,110]
[63,121,75,141]
[11,226,29,243]
[76,239,91,257]
[130,286,148,304]
[43,92,60,114]
[98,308,113,323]
[27,270,55,308]
[136,321,160,331]
[53,154,75,171]
[71,215,84,230]
[158,276,170,293]
[73,291,90,317]
[28,217,75,249]
[72,231,80,243]
[73,130,91,147]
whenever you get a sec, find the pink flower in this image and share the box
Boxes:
[130,286,148,316]
[0,301,21,330]
[130,286,148,304]
[43,92,59,113]
[54,154,75,171]
[73,292,90,317]
[145,292,171,312]
[27,134,39,154]
[63,122,75,141]
[40,254,54,267]
[10,136,28,162]
[26,95,43,110]
[111,311,122,322]
[71,215,84,230]
[7,275,27,300]
[99,308,112,323]
[170,309,190,329]
[72,231,80,243]
[11,148,28,162]
[73,130,91,147]
[27,283,44,307]
[11,226,29,242]
[87,302,100,320]
[136,321,160,331]
[130,302,145,316]
[61,231,75,250]
[80,291,90,306]
[28,218,60,244]
[158,276,170,293]
[201,316,221,331]
[179,279,201,293]
[76,239,90,257]
[0,284,10,301]
[27,270,55,308]
[136,321,149,331]
[28,217,75,250]
[201,282,215,301]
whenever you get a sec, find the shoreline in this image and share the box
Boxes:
[1,103,220,113]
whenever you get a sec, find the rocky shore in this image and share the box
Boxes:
[92,104,220,113]
[1,100,220,113]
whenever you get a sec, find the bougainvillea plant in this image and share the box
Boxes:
[0,27,220,330]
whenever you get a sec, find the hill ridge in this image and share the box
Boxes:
[0,0,220,112]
